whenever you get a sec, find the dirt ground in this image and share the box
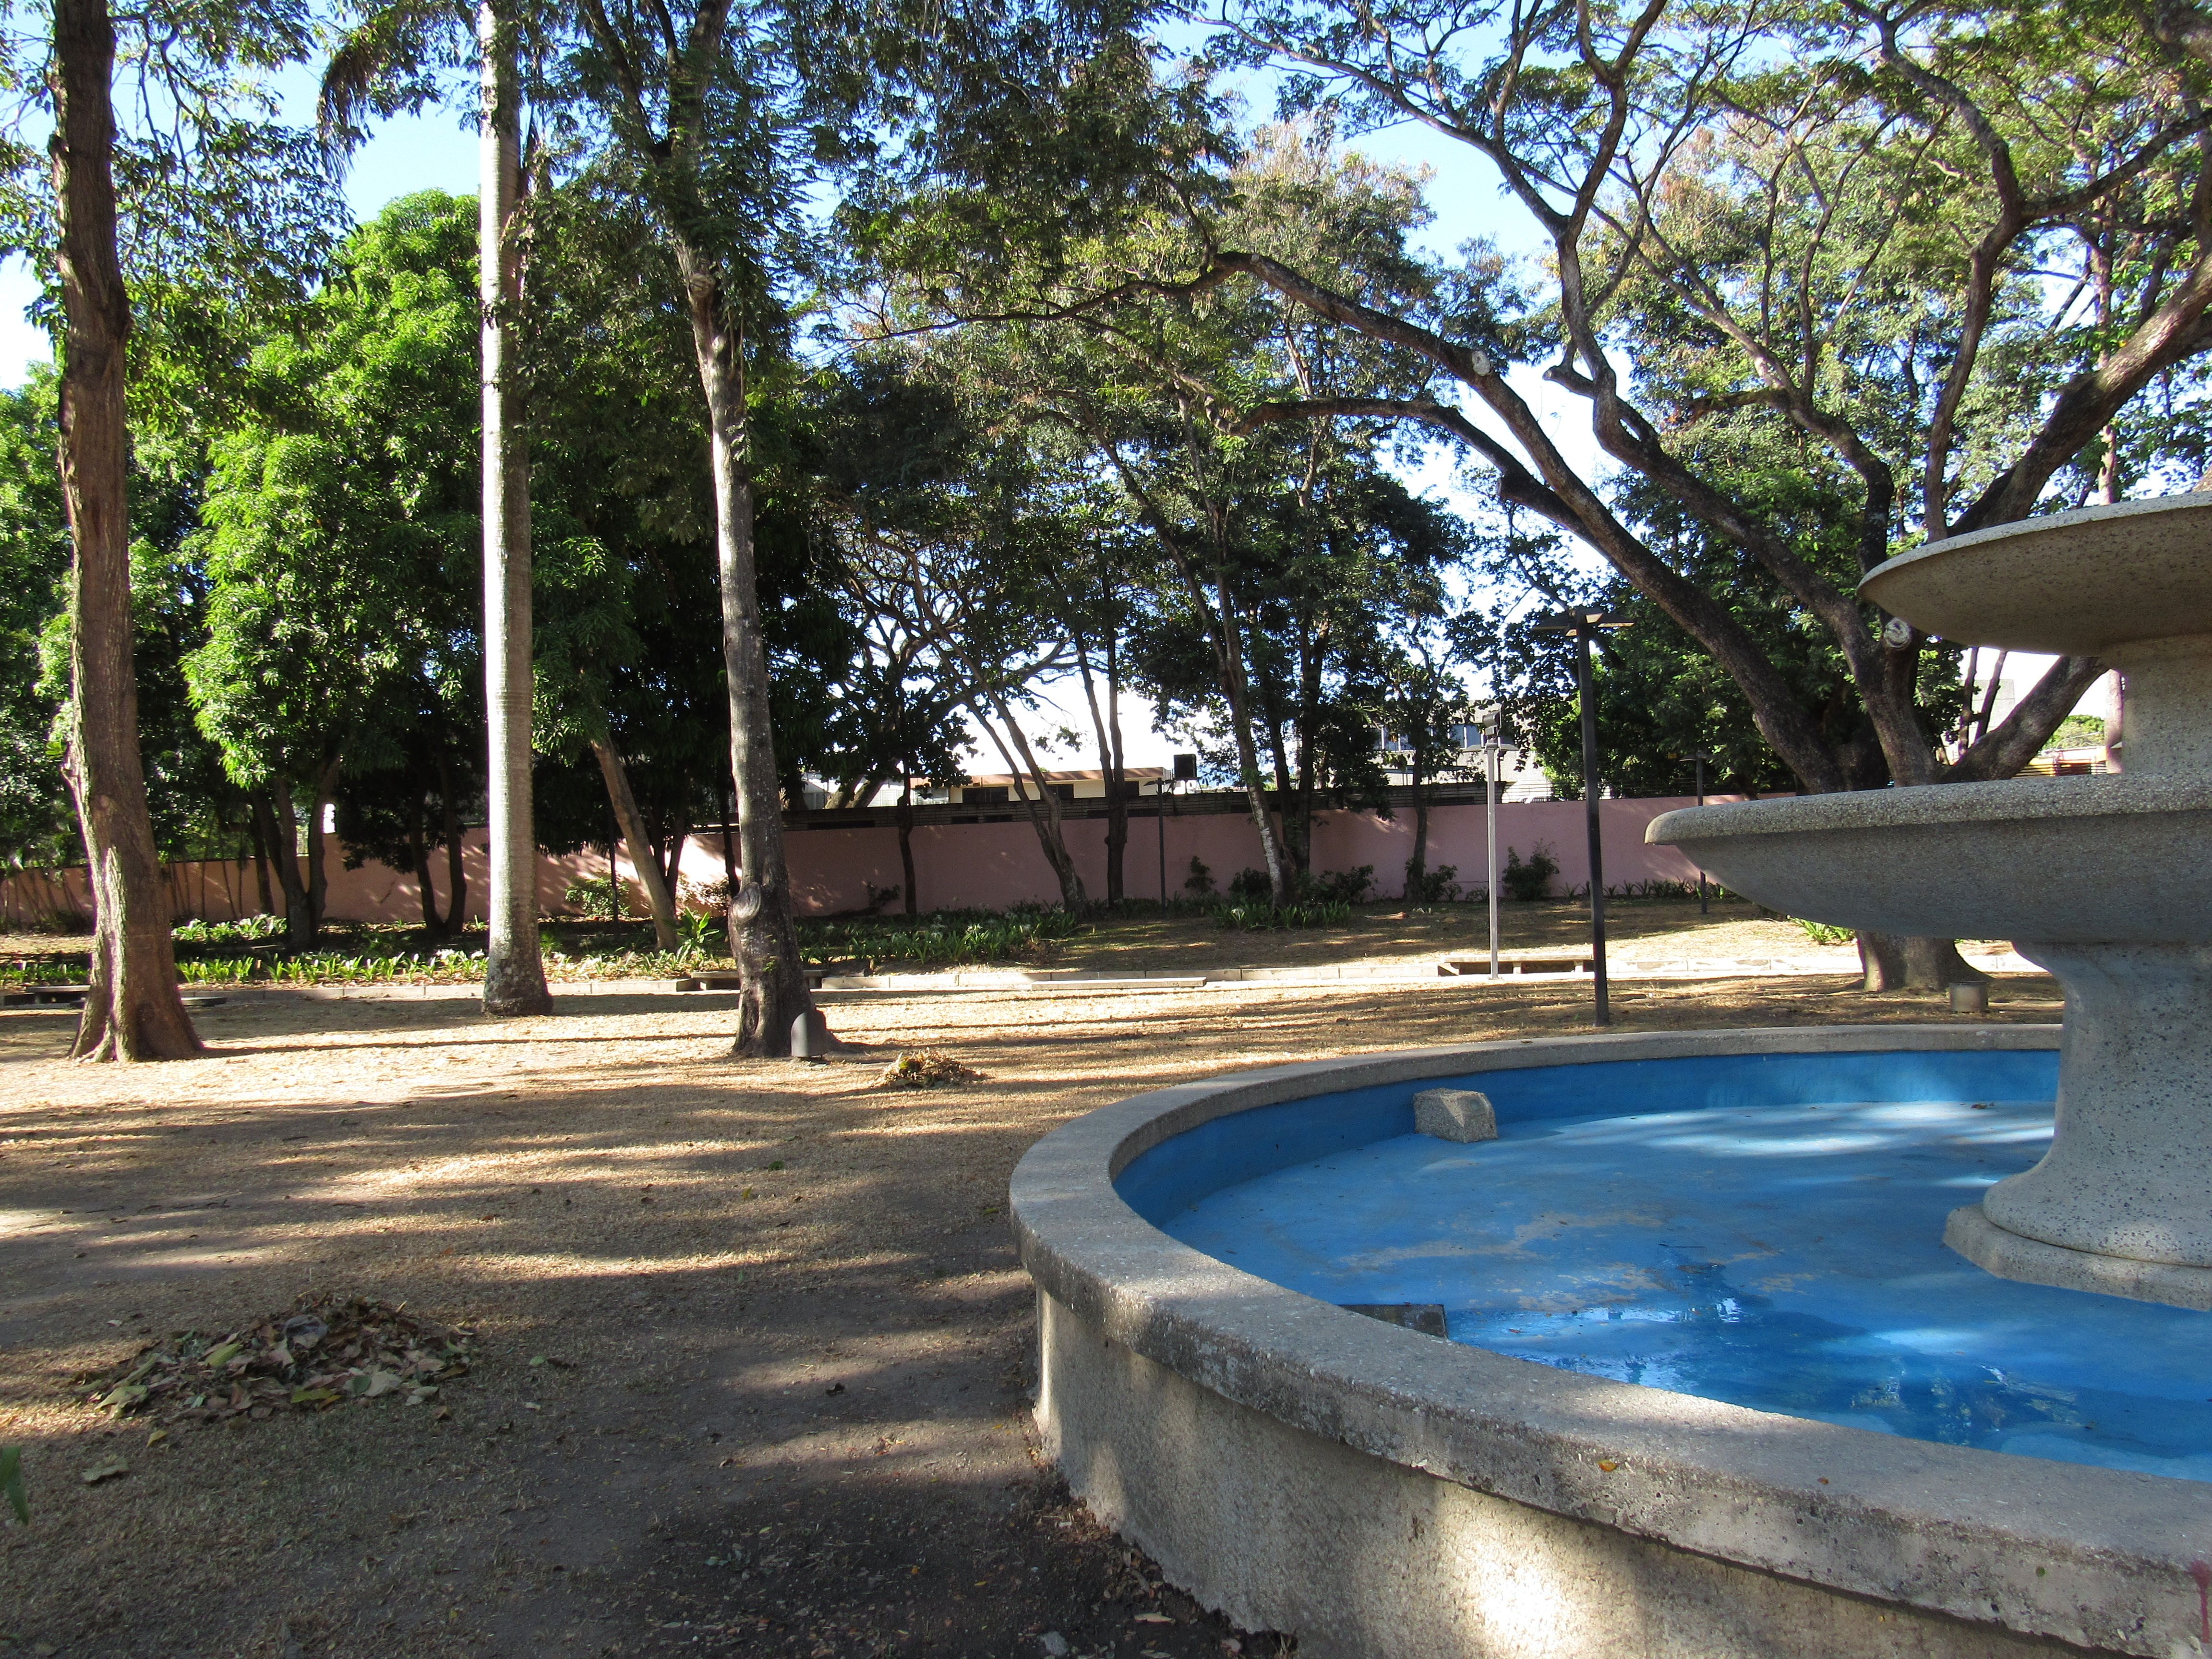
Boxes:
[2,897,1893,983]
[0,966,2061,1659]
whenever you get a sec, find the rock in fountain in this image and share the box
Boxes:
[1650,493,2212,1311]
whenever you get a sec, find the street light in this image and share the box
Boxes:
[1533,607,1632,1025]
[1478,719,1503,978]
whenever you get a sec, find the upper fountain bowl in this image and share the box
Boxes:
[1861,493,2212,654]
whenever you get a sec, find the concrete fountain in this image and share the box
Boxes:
[1010,496,2212,1659]
[1650,493,2212,1310]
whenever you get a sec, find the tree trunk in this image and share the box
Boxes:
[976,691,1087,910]
[591,733,678,950]
[435,747,467,934]
[50,0,198,1060]
[1074,636,1127,904]
[1858,932,1987,992]
[1407,756,1431,900]
[654,810,688,902]
[897,775,918,916]
[477,0,551,1017]
[407,793,442,937]
[305,757,339,938]
[264,781,314,949]
[676,249,814,1057]
[247,802,274,915]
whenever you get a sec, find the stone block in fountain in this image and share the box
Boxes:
[1649,493,2212,1310]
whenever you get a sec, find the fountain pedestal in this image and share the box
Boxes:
[1651,494,2212,1310]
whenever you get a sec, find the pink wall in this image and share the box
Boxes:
[0,797,1727,929]
[772,795,1724,913]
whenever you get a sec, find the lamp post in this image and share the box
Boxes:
[1534,608,1631,1025]
[1481,723,1502,978]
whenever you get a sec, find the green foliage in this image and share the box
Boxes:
[1501,845,1559,902]
[189,192,481,801]
[173,914,283,945]
[565,874,631,919]
[795,904,1083,971]
[1230,864,1372,904]
[1215,899,1352,929]
[1405,863,1460,905]
[1793,918,1856,947]
[2047,715,2106,751]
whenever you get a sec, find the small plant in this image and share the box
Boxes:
[1216,899,1353,930]
[179,958,254,984]
[863,882,902,914]
[1501,844,1560,902]
[173,914,283,945]
[1182,856,1216,897]
[676,912,721,957]
[1793,917,1855,946]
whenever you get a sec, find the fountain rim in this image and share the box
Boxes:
[1011,1023,2211,1655]
[1645,772,2212,843]
[1858,491,2212,655]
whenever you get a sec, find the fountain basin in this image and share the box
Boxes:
[1012,1028,2212,1659]
[1648,788,2212,1291]
[1646,777,2212,943]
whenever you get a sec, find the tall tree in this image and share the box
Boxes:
[557,0,822,1050]
[475,0,551,1011]
[50,0,195,1055]
[15,0,333,1054]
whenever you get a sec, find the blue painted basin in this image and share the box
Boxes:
[1118,1049,2212,1482]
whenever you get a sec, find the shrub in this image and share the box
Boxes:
[1501,844,1560,901]
[1793,917,1854,946]
[1310,865,1375,904]
[794,903,1083,972]
[564,874,629,917]
[1227,866,1271,902]
[1404,863,1459,905]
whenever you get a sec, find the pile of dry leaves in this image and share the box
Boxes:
[878,1050,986,1088]
[77,1294,473,1429]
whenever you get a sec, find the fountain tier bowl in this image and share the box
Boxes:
[1645,776,2212,942]
[1012,1028,2209,1659]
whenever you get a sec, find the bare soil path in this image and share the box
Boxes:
[0,968,2059,1659]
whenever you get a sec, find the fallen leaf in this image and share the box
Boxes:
[80,1459,129,1485]
[1597,1459,1619,1472]
[1133,1613,1174,1624]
